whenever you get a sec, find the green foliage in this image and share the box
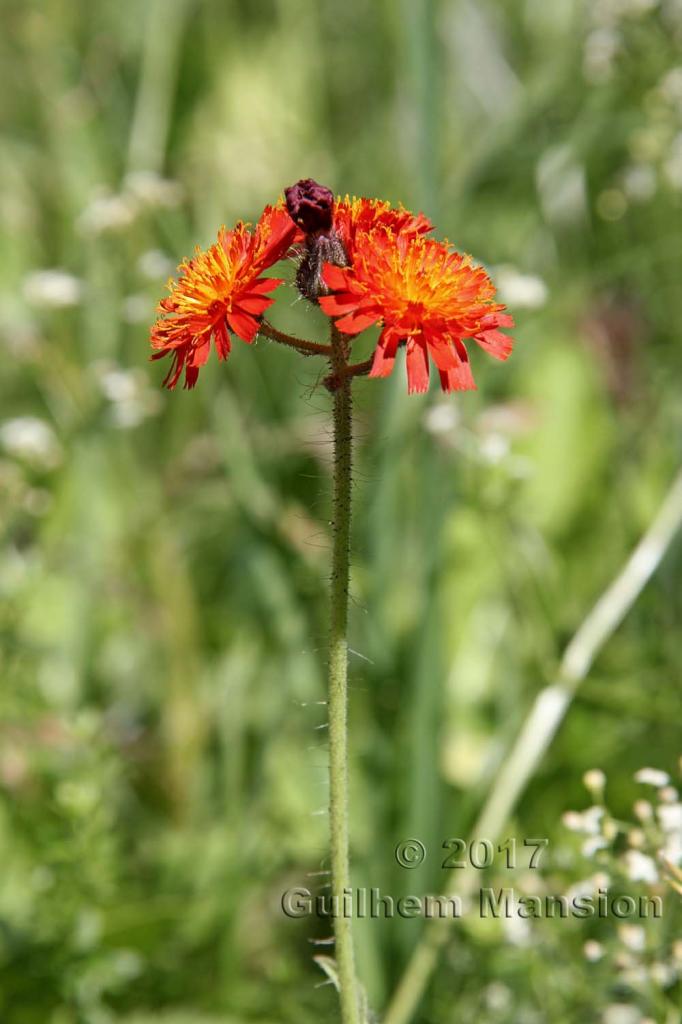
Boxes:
[1,1,681,1022]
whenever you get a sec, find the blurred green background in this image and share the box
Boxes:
[1,1,681,1022]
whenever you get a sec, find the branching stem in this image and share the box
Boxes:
[259,319,332,357]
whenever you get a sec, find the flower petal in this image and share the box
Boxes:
[227,309,259,343]
[254,206,299,268]
[480,311,514,330]
[322,263,352,291]
[318,292,364,316]
[190,338,211,367]
[236,293,276,315]
[246,277,285,295]
[334,309,380,335]
[214,320,231,361]
[439,360,476,392]
[405,338,430,394]
[184,365,200,389]
[369,328,401,378]
[474,329,513,360]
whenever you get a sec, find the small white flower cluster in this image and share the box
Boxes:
[491,265,549,310]
[562,763,682,1020]
[423,398,535,485]
[21,245,176,321]
[600,916,681,1013]
[584,0,664,86]
[91,362,163,429]
[76,172,183,237]
[562,771,621,859]
[0,417,62,470]
[564,763,682,887]
[582,0,682,217]
[23,270,83,309]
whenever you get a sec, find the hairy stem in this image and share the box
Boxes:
[328,325,361,1024]
[345,357,374,380]
[259,319,332,357]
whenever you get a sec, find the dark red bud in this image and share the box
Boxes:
[284,178,334,234]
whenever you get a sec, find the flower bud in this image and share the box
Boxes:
[284,178,348,303]
[284,178,335,233]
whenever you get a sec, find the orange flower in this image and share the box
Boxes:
[319,229,514,394]
[332,196,432,261]
[150,205,296,389]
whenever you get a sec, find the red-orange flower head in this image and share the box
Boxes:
[332,195,433,261]
[150,180,515,396]
[318,229,514,394]
[150,205,297,389]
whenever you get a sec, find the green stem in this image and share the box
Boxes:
[328,325,361,1024]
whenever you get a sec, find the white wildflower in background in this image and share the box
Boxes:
[657,802,682,835]
[649,961,677,987]
[501,906,532,947]
[137,249,174,280]
[423,403,460,436]
[634,767,670,787]
[652,780,682,867]
[618,924,646,952]
[479,433,510,464]
[122,294,153,325]
[76,190,137,236]
[93,363,162,429]
[493,265,549,309]
[622,163,657,201]
[563,754,682,1024]
[99,368,141,405]
[23,270,82,308]
[633,799,653,822]
[76,174,183,237]
[583,805,606,834]
[562,810,587,832]
[562,807,607,835]
[584,939,606,962]
[661,836,682,867]
[582,835,609,858]
[0,417,62,469]
[124,171,183,208]
[583,28,621,84]
[584,768,607,795]
[602,1004,643,1024]
[626,827,646,849]
[484,982,512,1012]
[565,873,610,904]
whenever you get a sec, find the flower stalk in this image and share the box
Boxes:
[327,324,362,1024]
[148,177,517,1024]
